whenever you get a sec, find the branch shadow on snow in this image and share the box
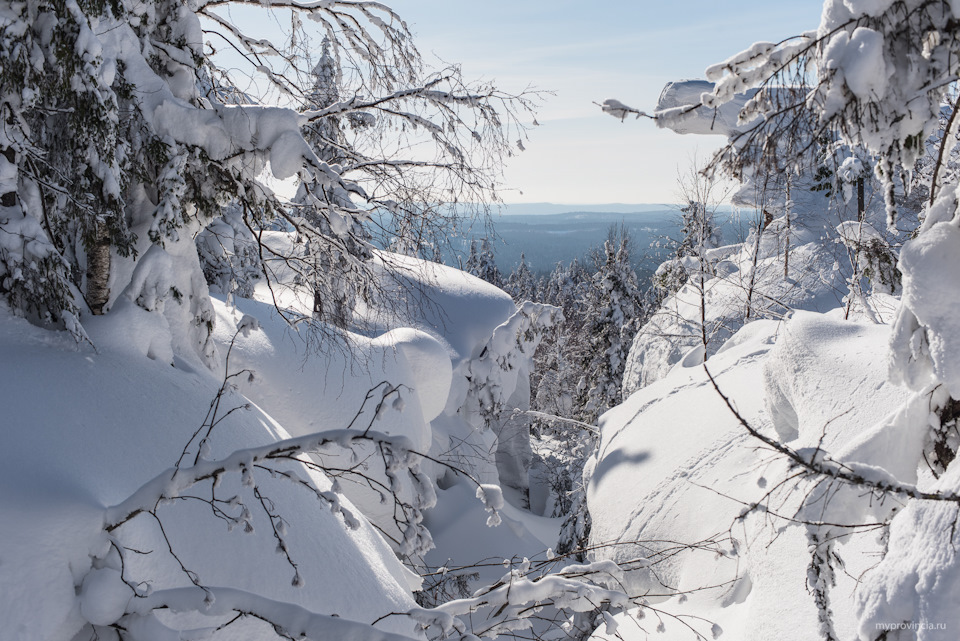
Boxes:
[589,449,651,495]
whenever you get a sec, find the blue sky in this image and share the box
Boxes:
[386,0,827,205]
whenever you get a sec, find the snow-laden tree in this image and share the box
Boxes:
[0,0,533,361]
[466,236,503,288]
[196,204,262,299]
[463,238,480,273]
[676,160,724,258]
[578,233,642,424]
[530,258,588,428]
[504,252,537,302]
[662,0,957,229]
[524,256,599,557]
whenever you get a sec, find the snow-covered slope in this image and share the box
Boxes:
[589,310,915,640]
[0,302,419,641]
[622,217,848,395]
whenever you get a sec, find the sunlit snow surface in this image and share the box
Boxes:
[589,310,927,640]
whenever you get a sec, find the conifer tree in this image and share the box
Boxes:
[577,234,642,423]
[464,239,480,274]
[466,237,503,287]
[477,237,503,288]
[505,252,537,301]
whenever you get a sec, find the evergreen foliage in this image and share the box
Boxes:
[577,234,642,423]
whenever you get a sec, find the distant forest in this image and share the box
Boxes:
[450,208,749,285]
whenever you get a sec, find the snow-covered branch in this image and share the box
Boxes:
[104,428,417,530]
[704,365,960,505]
[123,586,421,641]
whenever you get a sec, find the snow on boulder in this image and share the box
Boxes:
[590,310,920,640]
[211,296,445,557]
[361,252,518,366]
[0,304,418,640]
[212,295,437,454]
[763,310,911,447]
[589,320,780,599]
[358,252,554,499]
[78,568,132,627]
[370,327,453,424]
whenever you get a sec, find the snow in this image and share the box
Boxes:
[370,327,453,424]
[654,80,759,137]
[855,460,960,641]
[0,302,419,640]
[361,252,518,365]
[763,310,911,447]
[590,320,781,596]
[621,73,905,396]
[894,222,960,396]
[78,568,132,628]
[590,310,920,640]
[211,294,437,454]
[823,27,891,102]
[208,246,549,554]
[621,214,847,395]
[0,483,104,641]
[13,0,960,635]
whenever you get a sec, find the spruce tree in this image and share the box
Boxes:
[477,238,503,288]
[505,252,536,302]
[578,234,642,423]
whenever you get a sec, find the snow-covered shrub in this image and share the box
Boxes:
[196,206,263,300]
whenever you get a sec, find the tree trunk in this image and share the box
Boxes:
[86,223,111,315]
[857,177,865,222]
[784,182,791,281]
[745,217,765,320]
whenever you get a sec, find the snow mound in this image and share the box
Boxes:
[856,461,960,641]
[763,310,911,446]
[362,252,519,365]
[0,304,417,640]
[590,311,912,640]
[622,217,846,396]
[893,222,960,395]
[371,327,453,424]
